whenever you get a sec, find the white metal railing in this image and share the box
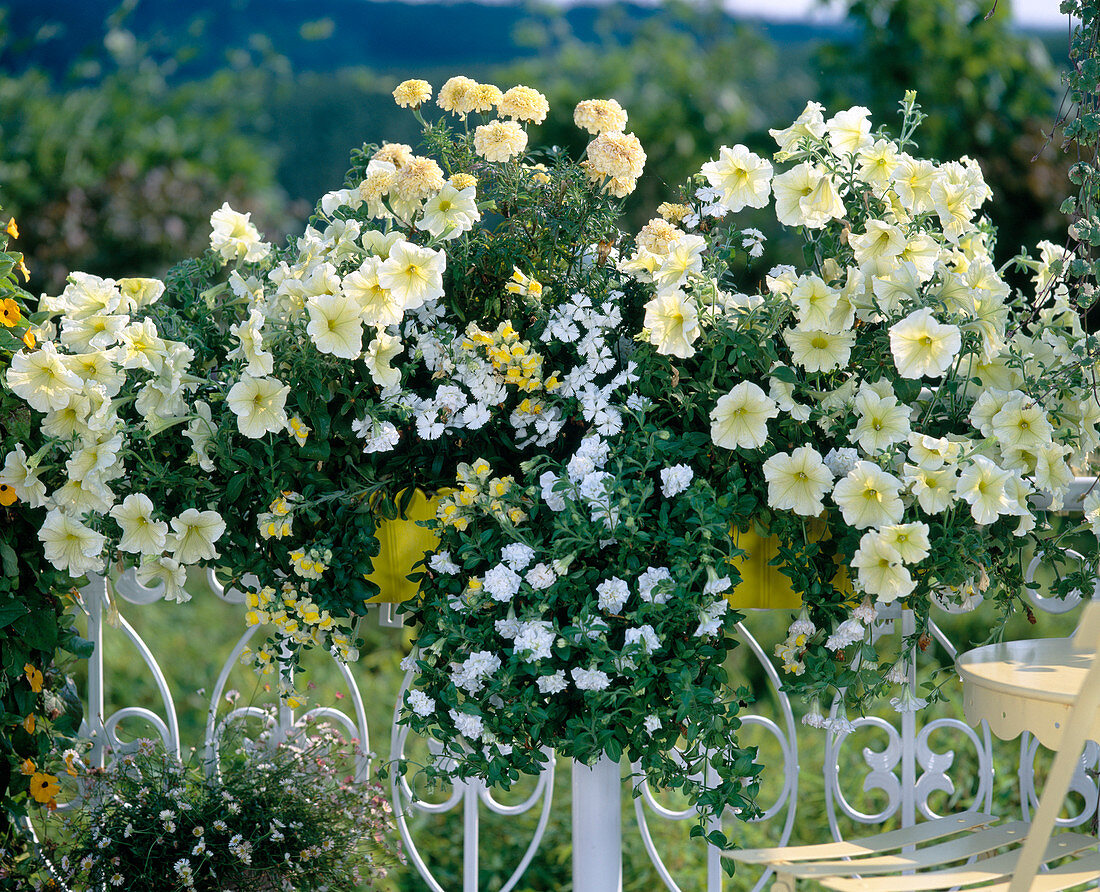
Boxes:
[25,481,1100,890]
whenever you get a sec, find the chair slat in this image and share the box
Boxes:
[818,832,1098,892]
[983,852,1100,892]
[726,813,996,864]
[784,822,1030,877]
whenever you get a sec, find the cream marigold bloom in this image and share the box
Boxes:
[390,156,445,202]
[772,163,845,229]
[5,341,83,412]
[110,493,169,556]
[419,183,480,239]
[586,131,646,181]
[643,290,700,359]
[372,143,413,168]
[700,144,773,212]
[437,76,478,116]
[636,218,684,255]
[849,388,911,454]
[227,374,290,439]
[473,120,528,162]
[852,531,914,603]
[306,292,363,359]
[710,382,779,451]
[469,83,503,113]
[832,461,904,529]
[574,98,628,135]
[39,508,106,577]
[377,241,446,310]
[889,308,962,379]
[783,327,854,373]
[762,445,833,516]
[343,257,404,327]
[169,508,226,565]
[393,79,432,109]
[209,202,270,264]
[365,331,404,388]
[499,85,549,123]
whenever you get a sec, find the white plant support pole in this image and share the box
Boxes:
[572,753,622,892]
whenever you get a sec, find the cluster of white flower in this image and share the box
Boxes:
[631,102,1100,613]
[1,274,226,595]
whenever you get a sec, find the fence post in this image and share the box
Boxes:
[572,753,622,892]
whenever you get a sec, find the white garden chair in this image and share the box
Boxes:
[725,601,1100,891]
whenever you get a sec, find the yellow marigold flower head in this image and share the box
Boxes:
[393,78,433,109]
[499,85,550,123]
[391,156,445,201]
[586,131,646,181]
[22,329,35,349]
[450,173,477,192]
[473,120,528,163]
[438,75,479,117]
[469,83,503,113]
[574,98,628,135]
[23,714,35,734]
[372,142,414,168]
[16,256,29,282]
[5,217,18,238]
[20,758,36,776]
[657,202,691,223]
[637,217,685,255]
[0,297,20,327]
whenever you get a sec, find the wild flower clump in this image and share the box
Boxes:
[42,722,400,892]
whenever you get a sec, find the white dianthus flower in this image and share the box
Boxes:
[449,709,484,740]
[825,618,865,651]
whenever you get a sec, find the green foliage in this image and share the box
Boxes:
[0,217,84,882]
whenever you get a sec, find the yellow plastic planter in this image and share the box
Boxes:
[727,528,853,609]
[727,529,803,609]
[364,489,444,604]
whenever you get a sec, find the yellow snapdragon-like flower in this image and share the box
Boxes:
[505,267,543,299]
